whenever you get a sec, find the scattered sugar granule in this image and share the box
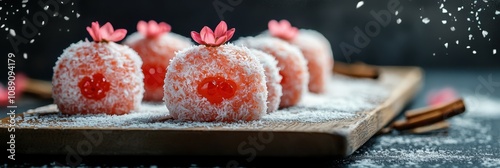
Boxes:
[422,18,430,24]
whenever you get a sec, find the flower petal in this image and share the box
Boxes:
[137,20,148,36]
[86,27,97,41]
[100,22,115,40]
[108,29,127,42]
[91,21,102,41]
[200,26,213,41]
[215,35,227,46]
[203,30,216,45]
[191,31,205,45]
[148,21,159,37]
[214,21,228,38]
[268,20,279,30]
[158,22,171,34]
[280,20,291,29]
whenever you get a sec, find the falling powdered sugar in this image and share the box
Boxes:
[422,18,430,24]
[356,1,364,9]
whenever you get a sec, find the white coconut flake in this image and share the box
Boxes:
[450,26,456,31]
[396,18,402,24]
[444,43,448,48]
[422,18,430,24]
[495,10,500,15]
[493,49,497,55]
[467,46,470,49]
[469,34,473,40]
[442,20,447,24]
[442,8,448,13]
[473,50,477,54]
[63,16,69,20]
[356,1,364,9]
[23,53,28,59]
[456,40,459,45]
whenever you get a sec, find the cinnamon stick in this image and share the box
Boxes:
[392,98,465,130]
[405,99,465,119]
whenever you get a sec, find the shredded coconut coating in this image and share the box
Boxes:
[249,49,283,113]
[52,41,144,115]
[290,29,334,93]
[235,36,309,108]
[124,32,193,101]
[164,43,268,122]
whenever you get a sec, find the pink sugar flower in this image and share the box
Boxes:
[191,21,235,47]
[137,20,171,38]
[268,19,299,41]
[86,22,127,42]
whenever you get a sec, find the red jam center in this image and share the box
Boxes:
[197,77,237,104]
[142,64,166,88]
[78,73,111,100]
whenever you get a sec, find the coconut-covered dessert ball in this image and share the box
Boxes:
[235,36,309,108]
[249,49,282,113]
[164,21,268,122]
[267,19,334,94]
[52,22,144,115]
[124,20,193,101]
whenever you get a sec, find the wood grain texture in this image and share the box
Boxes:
[0,66,423,157]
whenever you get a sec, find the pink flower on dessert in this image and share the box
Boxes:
[268,19,299,41]
[137,20,172,38]
[191,21,235,47]
[86,22,127,42]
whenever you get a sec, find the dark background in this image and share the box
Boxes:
[1,0,499,81]
[1,1,500,167]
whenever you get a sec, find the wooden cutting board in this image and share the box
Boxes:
[0,66,422,157]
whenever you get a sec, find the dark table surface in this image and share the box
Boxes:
[2,68,500,167]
